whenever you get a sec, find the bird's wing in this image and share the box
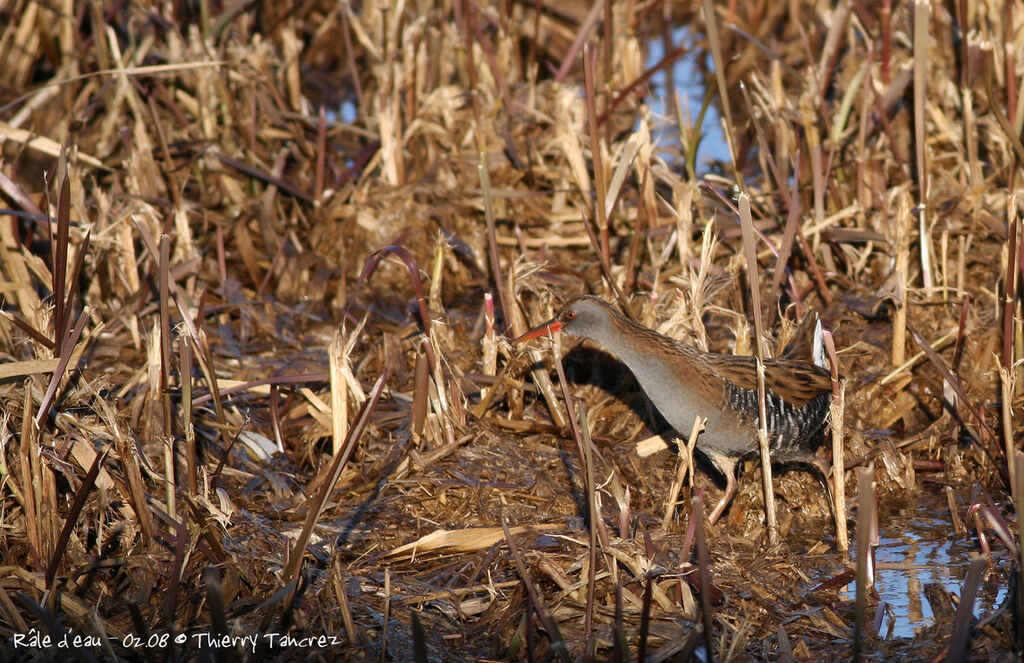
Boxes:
[711,354,831,409]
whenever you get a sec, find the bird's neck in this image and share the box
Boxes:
[588,311,702,374]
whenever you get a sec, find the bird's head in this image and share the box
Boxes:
[514,296,615,344]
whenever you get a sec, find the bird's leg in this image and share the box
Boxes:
[809,456,839,531]
[706,470,737,525]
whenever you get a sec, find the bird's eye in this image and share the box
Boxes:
[566,311,576,319]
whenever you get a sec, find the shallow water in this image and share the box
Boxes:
[844,487,1010,639]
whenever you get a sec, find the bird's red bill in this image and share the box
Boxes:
[514,320,564,344]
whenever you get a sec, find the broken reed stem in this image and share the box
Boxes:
[879,328,957,386]
[738,192,777,545]
[501,518,573,663]
[662,416,706,531]
[45,448,107,588]
[547,329,606,659]
[913,0,934,290]
[1003,212,1019,385]
[945,554,986,663]
[1002,367,1017,488]
[892,195,912,366]
[429,237,445,314]
[754,360,777,543]
[51,168,71,347]
[481,293,497,400]
[331,560,358,647]
[766,154,803,328]
[330,332,346,457]
[158,234,175,516]
[1015,452,1024,652]
[675,183,694,274]
[637,571,654,662]
[853,466,876,662]
[824,326,847,551]
[692,494,715,663]
[478,157,508,327]
[583,44,609,268]
[831,380,848,553]
[577,403,598,659]
[277,371,387,623]
[1018,232,1024,394]
[424,331,456,448]
[33,309,88,428]
[381,567,391,663]
[180,335,196,495]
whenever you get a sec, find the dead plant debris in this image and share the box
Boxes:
[0,1,1022,661]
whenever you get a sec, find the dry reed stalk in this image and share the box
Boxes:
[739,192,777,545]
[50,171,70,344]
[0,415,25,512]
[427,332,457,448]
[1004,1,1018,125]
[944,486,965,538]
[908,322,995,448]
[579,210,634,320]
[674,183,695,275]
[679,88,715,182]
[543,313,609,630]
[637,568,654,662]
[1001,367,1017,487]
[879,328,957,386]
[478,156,508,323]
[480,293,497,400]
[329,559,359,647]
[1004,214,1020,381]
[804,102,829,268]
[1015,452,1024,650]
[945,554,986,662]
[853,466,876,661]
[384,524,561,561]
[186,327,233,453]
[692,493,715,663]
[824,330,848,553]
[606,133,642,225]
[32,310,88,429]
[700,0,737,177]
[583,44,610,267]
[892,194,912,366]
[412,348,429,442]
[612,577,627,661]
[155,233,177,510]
[766,153,803,328]
[276,371,387,621]
[606,471,631,540]
[576,402,598,659]
[913,0,935,291]
[180,336,196,495]
[45,447,107,589]
[5,0,1024,657]
[19,387,42,569]
[329,332,347,457]
[689,219,716,351]
[501,517,572,663]
[940,229,950,303]
[661,416,705,531]
[0,121,105,170]
[381,567,391,663]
